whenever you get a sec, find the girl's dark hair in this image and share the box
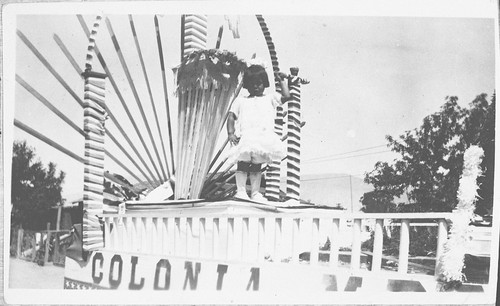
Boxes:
[243,65,270,89]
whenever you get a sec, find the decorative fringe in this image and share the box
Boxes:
[176,49,246,93]
[436,145,484,289]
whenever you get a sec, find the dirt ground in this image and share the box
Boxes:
[8,257,65,289]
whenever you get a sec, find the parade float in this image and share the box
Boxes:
[11,13,491,298]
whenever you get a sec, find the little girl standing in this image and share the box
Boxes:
[227,63,291,201]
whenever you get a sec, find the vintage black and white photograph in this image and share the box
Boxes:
[2,0,498,304]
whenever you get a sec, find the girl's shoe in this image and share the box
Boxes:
[234,191,250,200]
[250,192,267,202]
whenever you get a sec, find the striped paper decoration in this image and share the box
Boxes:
[256,15,280,80]
[82,71,107,251]
[85,15,102,72]
[256,15,283,201]
[182,15,208,56]
[286,75,302,201]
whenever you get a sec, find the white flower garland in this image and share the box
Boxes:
[436,145,484,289]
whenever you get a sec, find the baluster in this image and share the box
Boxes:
[398,219,410,274]
[113,217,120,251]
[351,219,362,270]
[104,217,111,249]
[248,217,258,261]
[311,218,319,265]
[435,219,448,274]
[329,218,340,267]
[139,217,145,253]
[165,217,173,255]
[181,217,188,257]
[227,218,234,260]
[318,218,326,263]
[258,218,266,262]
[241,218,249,261]
[372,218,384,271]
[141,218,147,252]
[132,218,138,252]
[137,217,143,252]
[186,218,193,257]
[122,217,136,252]
[115,217,122,251]
[199,218,206,258]
[136,217,144,253]
[145,217,153,253]
[213,218,220,259]
[152,218,159,254]
[274,218,282,262]
[292,218,301,263]
[162,218,169,255]
[173,217,180,256]
[219,217,227,259]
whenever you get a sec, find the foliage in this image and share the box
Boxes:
[360,190,398,213]
[361,225,438,257]
[362,94,495,214]
[11,141,65,230]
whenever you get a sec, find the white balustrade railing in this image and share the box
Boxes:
[100,211,453,276]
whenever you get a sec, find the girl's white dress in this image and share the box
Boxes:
[227,92,286,164]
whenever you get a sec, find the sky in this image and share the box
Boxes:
[3,1,496,201]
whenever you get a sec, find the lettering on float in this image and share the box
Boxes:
[90,252,260,291]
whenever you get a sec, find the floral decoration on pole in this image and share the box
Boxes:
[436,145,484,290]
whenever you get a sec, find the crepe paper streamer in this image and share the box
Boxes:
[155,15,176,173]
[17,30,85,108]
[436,145,484,289]
[105,17,165,182]
[129,15,171,179]
[54,34,84,76]
[77,15,162,187]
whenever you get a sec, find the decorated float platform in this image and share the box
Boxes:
[63,198,489,293]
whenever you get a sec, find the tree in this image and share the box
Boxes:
[11,141,66,230]
[363,94,495,214]
[470,94,495,215]
[360,190,397,213]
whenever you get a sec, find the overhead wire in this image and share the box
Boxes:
[302,144,388,163]
[302,149,392,164]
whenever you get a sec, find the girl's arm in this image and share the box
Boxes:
[276,72,291,103]
[227,112,239,145]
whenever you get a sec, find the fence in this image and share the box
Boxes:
[100,210,454,277]
[15,225,71,266]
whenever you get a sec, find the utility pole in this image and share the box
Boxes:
[349,175,353,213]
